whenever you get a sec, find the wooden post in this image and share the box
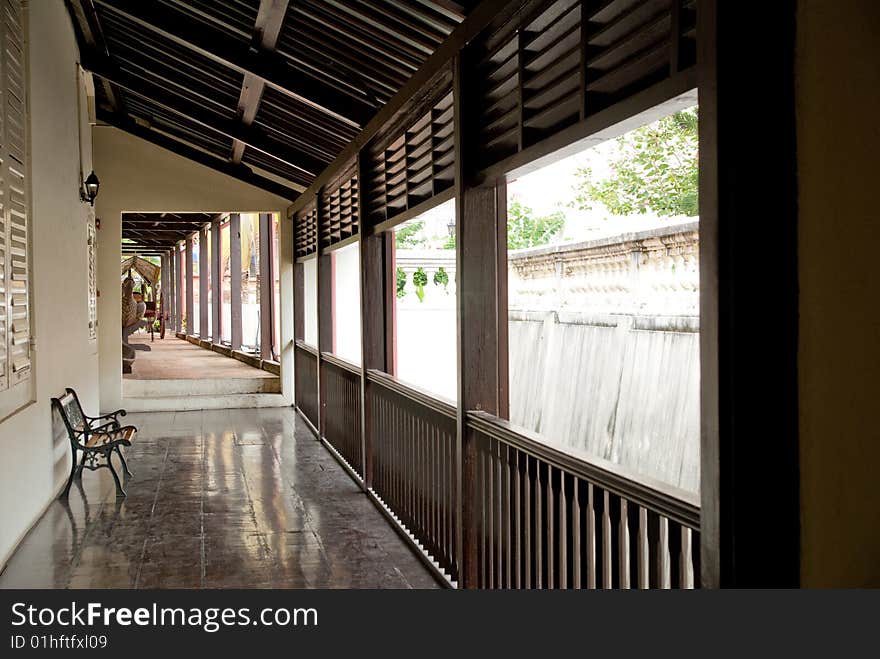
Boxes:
[358,153,395,487]
[163,250,171,333]
[259,212,274,360]
[199,225,209,338]
[698,0,799,587]
[229,212,243,350]
[185,235,195,337]
[211,217,222,343]
[453,53,509,588]
[176,244,184,333]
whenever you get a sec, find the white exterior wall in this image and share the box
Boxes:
[332,242,361,365]
[0,2,100,568]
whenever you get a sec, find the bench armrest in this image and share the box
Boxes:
[89,418,122,433]
[86,408,127,423]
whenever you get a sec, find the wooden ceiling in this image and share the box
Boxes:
[67,0,479,203]
[121,212,216,251]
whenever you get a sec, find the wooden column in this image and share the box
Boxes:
[453,53,509,588]
[358,154,396,486]
[211,217,222,343]
[160,252,168,335]
[162,250,174,332]
[229,212,243,350]
[199,225,209,338]
[185,235,195,337]
[169,249,177,333]
[698,0,799,587]
[176,244,184,333]
[259,212,275,360]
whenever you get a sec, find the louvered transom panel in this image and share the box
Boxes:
[364,88,455,227]
[521,0,582,141]
[473,31,519,168]
[319,164,359,249]
[470,0,696,173]
[295,204,319,258]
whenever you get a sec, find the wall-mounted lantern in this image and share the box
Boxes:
[80,170,100,206]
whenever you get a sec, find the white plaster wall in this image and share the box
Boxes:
[0,2,100,568]
[303,257,318,346]
[93,127,291,412]
[332,242,361,365]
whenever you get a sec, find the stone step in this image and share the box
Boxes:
[121,392,289,412]
[123,376,280,397]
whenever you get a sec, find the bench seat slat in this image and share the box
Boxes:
[84,426,136,449]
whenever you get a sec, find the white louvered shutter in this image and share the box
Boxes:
[1,0,29,387]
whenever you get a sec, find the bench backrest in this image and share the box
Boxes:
[51,392,85,441]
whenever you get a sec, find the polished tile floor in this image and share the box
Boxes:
[0,407,438,589]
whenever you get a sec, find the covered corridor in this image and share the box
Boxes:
[0,0,878,592]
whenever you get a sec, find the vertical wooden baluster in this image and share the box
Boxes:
[559,471,567,589]
[587,484,602,589]
[691,528,701,589]
[572,477,582,589]
[524,455,531,588]
[514,449,521,589]
[447,426,453,576]
[649,514,665,589]
[416,415,422,538]
[625,501,640,589]
[547,465,555,589]
[502,443,510,589]
[483,440,497,588]
[668,520,683,589]
[605,491,621,588]
[429,421,435,561]
[535,459,543,589]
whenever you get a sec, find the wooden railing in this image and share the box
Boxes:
[295,360,701,588]
[366,370,459,583]
[294,341,319,430]
[467,412,700,589]
[320,353,363,479]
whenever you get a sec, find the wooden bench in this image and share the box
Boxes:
[52,388,138,498]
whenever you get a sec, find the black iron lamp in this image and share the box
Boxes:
[447,218,455,237]
[80,170,100,206]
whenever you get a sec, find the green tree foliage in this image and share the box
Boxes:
[433,266,449,291]
[395,220,426,248]
[396,266,407,298]
[572,107,699,217]
[412,267,428,302]
[507,200,566,249]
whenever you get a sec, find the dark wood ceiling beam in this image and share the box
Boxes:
[65,0,125,112]
[83,54,325,177]
[98,108,298,201]
[93,0,375,126]
[231,0,290,165]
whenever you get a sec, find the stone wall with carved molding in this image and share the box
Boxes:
[508,222,699,318]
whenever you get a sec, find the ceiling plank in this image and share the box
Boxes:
[98,108,299,201]
[83,54,325,177]
[93,0,376,126]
